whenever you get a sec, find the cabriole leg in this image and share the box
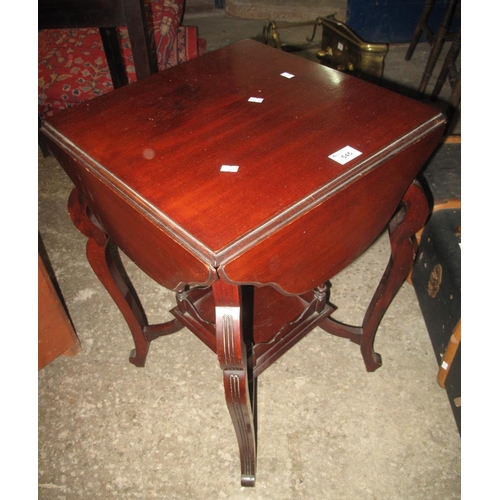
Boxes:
[67,188,151,367]
[359,181,430,371]
[320,181,430,372]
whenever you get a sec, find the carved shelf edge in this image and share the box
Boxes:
[169,284,334,379]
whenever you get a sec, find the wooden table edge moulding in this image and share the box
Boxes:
[41,39,446,486]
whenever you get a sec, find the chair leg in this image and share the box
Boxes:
[431,28,461,101]
[39,116,52,157]
[405,0,437,61]
[39,134,52,157]
[444,68,461,135]
[417,0,458,95]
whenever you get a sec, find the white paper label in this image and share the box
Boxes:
[220,165,239,172]
[281,72,295,79]
[328,146,362,165]
[248,97,264,103]
[338,42,344,51]
[441,361,449,370]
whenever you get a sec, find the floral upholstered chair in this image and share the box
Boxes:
[38,0,206,121]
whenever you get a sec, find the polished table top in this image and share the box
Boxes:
[43,39,445,294]
[42,39,446,486]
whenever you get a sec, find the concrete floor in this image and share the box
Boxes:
[223,0,347,22]
[38,4,461,499]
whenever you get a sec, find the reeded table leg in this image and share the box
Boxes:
[212,279,257,486]
[320,181,430,371]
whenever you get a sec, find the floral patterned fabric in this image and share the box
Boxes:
[38,0,205,120]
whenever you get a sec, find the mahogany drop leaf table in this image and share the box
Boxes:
[41,39,446,486]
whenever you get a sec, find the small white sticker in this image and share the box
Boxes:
[220,165,239,172]
[248,97,264,103]
[338,42,344,51]
[441,361,449,370]
[329,146,362,165]
[281,72,295,79]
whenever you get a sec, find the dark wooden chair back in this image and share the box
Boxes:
[38,0,157,89]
